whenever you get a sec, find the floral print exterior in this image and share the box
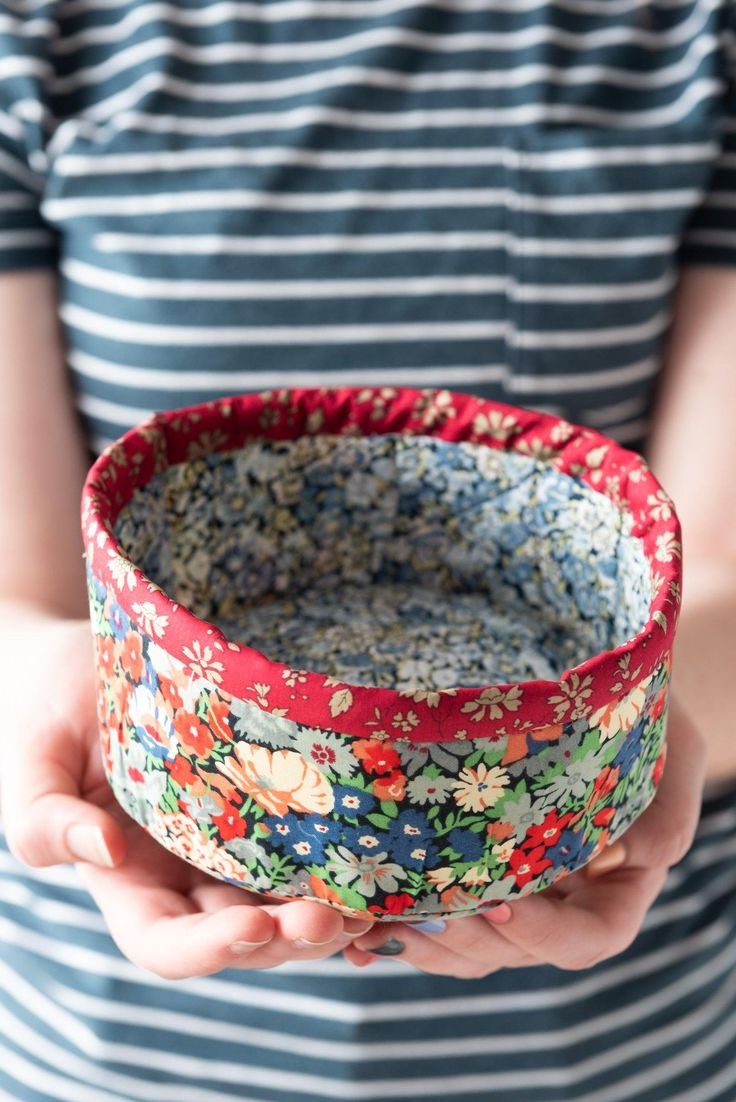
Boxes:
[90,570,670,922]
[82,386,682,920]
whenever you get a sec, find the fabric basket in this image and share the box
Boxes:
[82,387,681,923]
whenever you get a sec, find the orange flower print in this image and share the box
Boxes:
[215,743,335,817]
[120,630,145,683]
[353,739,401,775]
[486,820,515,842]
[207,696,235,743]
[95,635,117,679]
[174,713,215,758]
[371,770,407,801]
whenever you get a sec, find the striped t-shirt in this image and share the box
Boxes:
[1,0,736,1099]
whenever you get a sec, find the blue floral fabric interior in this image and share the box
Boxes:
[114,434,652,689]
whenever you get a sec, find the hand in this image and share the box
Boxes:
[344,695,705,978]
[0,610,371,979]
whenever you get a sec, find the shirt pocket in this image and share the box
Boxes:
[505,123,718,437]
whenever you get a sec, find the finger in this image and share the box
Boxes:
[0,716,126,870]
[480,865,666,970]
[352,916,544,978]
[77,862,279,979]
[607,695,706,874]
[351,919,529,978]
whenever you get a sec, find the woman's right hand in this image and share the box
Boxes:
[0,607,371,978]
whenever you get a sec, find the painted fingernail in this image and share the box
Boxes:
[66,824,115,868]
[483,903,512,925]
[369,938,405,956]
[413,919,447,933]
[586,841,627,878]
[229,937,273,955]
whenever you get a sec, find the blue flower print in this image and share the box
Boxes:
[447,828,484,863]
[333,785,376,817]
[545,828,596,870]
[262,813,341,865]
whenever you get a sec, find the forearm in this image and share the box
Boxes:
[0,270,90,620]
[645,265,736,783]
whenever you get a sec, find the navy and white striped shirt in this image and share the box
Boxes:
[1,0,736,1098]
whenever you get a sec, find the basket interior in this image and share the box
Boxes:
[113,433,652,690]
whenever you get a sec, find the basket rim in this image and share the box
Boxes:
[81,386,681,744]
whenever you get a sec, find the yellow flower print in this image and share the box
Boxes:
[452,763,510,813]
[590,674,653,741]
[655,532,682,563]
[216,743,335,817]
[132,600,169,639]
[461,685,523,723]
[182,640,225,684]
[548,672,594,723]
[426,866,457,892]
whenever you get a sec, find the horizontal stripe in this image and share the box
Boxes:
[1,860,735,1019]
[59,300,669,348]
[1,935,735,1099]
[91,231,679,256]
[42,186,704,218]
[61,258,677,303]
[74,36,719,123]
[49,0,699,18]
[54,141,720,177]
[50,4,715,88]
[53,79,724,138]
[67,349,662,396]
[34,924,736,1062]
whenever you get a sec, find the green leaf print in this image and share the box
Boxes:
[380,801,399,819]
[366,813,393,831]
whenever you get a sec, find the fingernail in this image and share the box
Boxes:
[413,919,447,933]
[586,841,627,878]
[368,937,405,956]
[229,937,273,955]
[66,824,115,868]
[483,903,512,925]
[293,936,336,949]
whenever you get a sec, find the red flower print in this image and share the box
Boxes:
[371,769,407,801]
[593,806,615,828]
[368,893,415,916]
[213,801,247,841]
[523,808,572,851]
[167,755,198,788]
[310,742,337,768]
[175,714,215,758]
[353,739,401,775]
[591,764,620,806]
[505,845,553,888]
[120,631,145,682]
[651,689,668,723]
[652,749,666,787]
[128,767,144,784]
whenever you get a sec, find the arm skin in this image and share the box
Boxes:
[643,265,736,786]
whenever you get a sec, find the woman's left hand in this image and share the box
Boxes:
[343,696,706,979]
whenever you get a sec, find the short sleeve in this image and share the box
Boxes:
[0,2,58,271]
[679,4,736,267]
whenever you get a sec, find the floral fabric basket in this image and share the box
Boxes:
[82,387,682,923]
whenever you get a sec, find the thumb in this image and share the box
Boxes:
[0,714,127,870]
